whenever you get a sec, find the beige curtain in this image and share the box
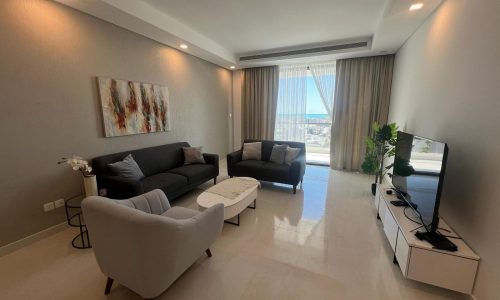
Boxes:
[330,55,395,171]
[242,66,279,140]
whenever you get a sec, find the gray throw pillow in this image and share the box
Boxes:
[108,154,145,180]
[183,146,206,164]
[284,147,301,165]
[269,144,288,164]
[242,142,262,160]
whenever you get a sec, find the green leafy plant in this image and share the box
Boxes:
[361,122,398,187]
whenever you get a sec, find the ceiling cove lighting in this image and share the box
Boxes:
[409,3,424,11]
[180,44,188,49]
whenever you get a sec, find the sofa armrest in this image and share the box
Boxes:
[203,153,219,177]
[226,150,242,176]
[99,175,144,199]
[289,154,306,185]
[191,203,224,246]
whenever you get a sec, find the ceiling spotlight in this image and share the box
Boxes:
[409,3,423,11]
[180,44,188,49]
[230,66,236,69]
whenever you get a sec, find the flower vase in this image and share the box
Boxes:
[83,175,98,197]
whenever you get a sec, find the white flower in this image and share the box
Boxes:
[60,155,93,176]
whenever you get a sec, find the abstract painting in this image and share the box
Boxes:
[97,77,171,137]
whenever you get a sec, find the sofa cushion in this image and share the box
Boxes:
[93,142,189,177]
[242,142,262,160]
[168,164,216,183]
[243,139,306,161]
[141,173,187,194]
[284,147,302,165]
[108,154,145,180]
[269,144,288,164]
[234,160,267,178]
[162,206,199,219]
[183,146,206,165]
[262,162,290,180]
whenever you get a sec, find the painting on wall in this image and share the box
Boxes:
[97,77,171,137]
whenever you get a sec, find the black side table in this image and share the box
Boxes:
[65,194,91,249]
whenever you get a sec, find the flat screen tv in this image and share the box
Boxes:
[391,131,448,232]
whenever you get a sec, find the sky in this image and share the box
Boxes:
[277,73,335,115]
[306,76,329,114]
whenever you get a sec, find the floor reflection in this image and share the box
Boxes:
[0,163,466,300]
[302,165,329,221]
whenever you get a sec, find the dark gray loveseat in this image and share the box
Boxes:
[92,142,218,200]
[227,139,306,193]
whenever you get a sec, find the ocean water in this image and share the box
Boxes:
[306,114,329,119]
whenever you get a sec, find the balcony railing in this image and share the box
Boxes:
[275,121,331,165]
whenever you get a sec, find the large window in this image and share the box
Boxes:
[275,63,335,165]
[304,73,332,164]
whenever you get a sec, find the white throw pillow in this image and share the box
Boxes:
[284,147,301,165]
[242,142,262,160]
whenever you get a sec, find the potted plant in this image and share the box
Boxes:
[58,156,97,197]
[361,122,398,195]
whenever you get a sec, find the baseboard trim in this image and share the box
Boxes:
[0,222,69,257]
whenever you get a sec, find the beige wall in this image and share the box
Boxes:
[389,1,500,299]
[0,1,231,247]
[231,69,243,150]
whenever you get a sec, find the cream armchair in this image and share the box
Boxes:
[81,189,224,298]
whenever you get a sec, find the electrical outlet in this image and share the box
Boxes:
[54,199,65,208]
[43,202,55,212]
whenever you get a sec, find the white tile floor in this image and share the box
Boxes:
[0,164,469,300]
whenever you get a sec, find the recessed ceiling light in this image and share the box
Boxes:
[180,44,188,49]
[230,66,236,69]
[409,3,424,11]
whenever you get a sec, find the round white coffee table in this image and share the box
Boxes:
[197,177,259,226]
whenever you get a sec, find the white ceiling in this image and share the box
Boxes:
[144,0,387,55]
[57,0,443,69]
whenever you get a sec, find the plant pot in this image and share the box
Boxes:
[371,183,377,196]
[84,175,98,197]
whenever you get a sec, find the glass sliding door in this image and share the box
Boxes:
[274,65,308,144]
[305,75,332,165]
[275,62,335,165]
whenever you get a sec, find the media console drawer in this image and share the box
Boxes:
[376,183,480,294]
[395,231,410,275]
[378,199,388,226]
[383,208,398,252]
[407,247,479,294]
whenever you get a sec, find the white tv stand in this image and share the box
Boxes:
[374,184,479,294]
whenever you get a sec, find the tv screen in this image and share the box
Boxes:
[392,131,448,232]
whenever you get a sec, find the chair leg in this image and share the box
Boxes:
[104,277,114,295]
[214,177,217,185]
[206,248,212,258]
[293,185,297,194]
[300,179,303,189]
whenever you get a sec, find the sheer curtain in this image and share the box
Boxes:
[274,64,308,142]
[309,61,336,118]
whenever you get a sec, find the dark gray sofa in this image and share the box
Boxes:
[227,139,306,193]
[92,142,219,200]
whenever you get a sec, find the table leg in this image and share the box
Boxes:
[224,214,240,226]
[248,199,256,209]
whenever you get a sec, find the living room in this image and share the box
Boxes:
[0,0,498,299]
